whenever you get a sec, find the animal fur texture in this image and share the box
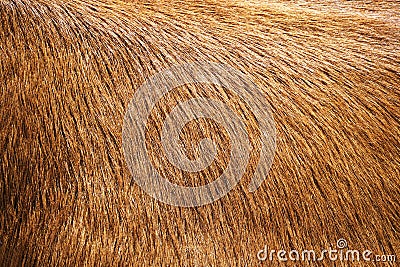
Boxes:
[0,0,399,266]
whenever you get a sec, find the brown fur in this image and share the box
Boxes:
[1,0,399,266]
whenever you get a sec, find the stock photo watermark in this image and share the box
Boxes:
[257,238,396,263]
[122,61,276,207]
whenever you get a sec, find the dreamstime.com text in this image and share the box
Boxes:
[257,239,396,263]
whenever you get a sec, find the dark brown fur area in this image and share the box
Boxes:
[1,0,399,266]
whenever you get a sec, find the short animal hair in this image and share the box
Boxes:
[1,0,399,266]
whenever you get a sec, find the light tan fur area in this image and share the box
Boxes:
[1,0,399,265]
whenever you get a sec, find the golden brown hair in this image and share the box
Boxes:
[1,0,399,265]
